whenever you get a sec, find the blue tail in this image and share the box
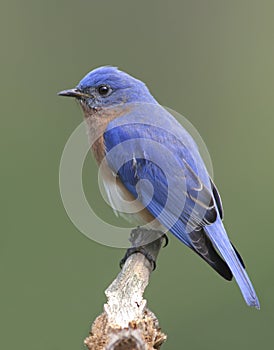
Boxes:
[205,217,260,309]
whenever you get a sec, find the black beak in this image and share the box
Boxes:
[58,88,90,99]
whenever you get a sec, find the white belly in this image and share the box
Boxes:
[98,161,164,230]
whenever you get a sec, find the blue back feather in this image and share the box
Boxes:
[104,105,260,308]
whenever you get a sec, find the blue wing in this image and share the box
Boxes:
[103,105,259,308]
[104,107,217,233]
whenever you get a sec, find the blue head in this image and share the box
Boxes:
[58,66,157,110]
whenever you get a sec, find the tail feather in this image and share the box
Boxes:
[205,218,260,309]
[230,242,245,268]
[189,228,233,281]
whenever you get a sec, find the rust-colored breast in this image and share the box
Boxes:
[83,105,158,225]
[91,135,106,164]
[84,106,129,164]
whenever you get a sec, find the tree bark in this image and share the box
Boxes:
[84,228,167,350]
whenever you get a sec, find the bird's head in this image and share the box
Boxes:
[58,66,157,112]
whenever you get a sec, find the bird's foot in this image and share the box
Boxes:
[120,246,156,270]
[120,228,168,271]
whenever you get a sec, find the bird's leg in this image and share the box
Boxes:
[120,228,166,271]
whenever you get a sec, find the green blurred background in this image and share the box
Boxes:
[1,0,273,349]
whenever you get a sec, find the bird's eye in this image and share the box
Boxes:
[97,85,111,96]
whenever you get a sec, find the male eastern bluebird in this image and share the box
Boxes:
[59,66,259,308]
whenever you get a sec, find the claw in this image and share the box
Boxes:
[162,234,169,247]
[120,247,156,270]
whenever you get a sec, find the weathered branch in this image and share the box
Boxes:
[84,228,167,350]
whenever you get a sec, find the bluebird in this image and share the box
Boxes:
[58,66,260,308]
